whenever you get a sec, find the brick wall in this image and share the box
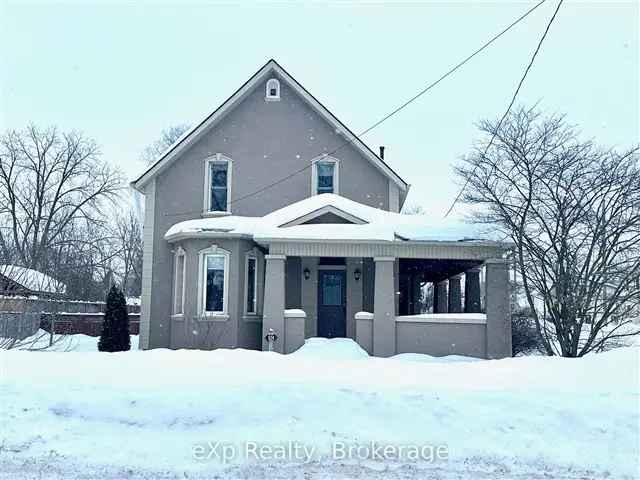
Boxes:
[40,313,140,336]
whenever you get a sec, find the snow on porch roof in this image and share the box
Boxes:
[164,194,504,244]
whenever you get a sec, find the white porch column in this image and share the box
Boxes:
[262,254,286,353]
[373,256,396,357]
[485,258,511,359]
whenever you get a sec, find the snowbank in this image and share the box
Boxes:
[289,337,370,360]
[391,352,483,363]
[1,343,637,478]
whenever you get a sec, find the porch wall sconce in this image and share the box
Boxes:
[354,269,361,281]
[303,268,311,280]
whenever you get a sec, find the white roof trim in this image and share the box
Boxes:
[132,59,408,191]
[279,205,368,228]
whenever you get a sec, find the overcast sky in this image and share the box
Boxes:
[1,0,638,218]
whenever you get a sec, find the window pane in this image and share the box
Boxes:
[211,163,227,187]
[246,257,256,313]
[317,163,334,194]
[175,255,184,314]
[210,163,228,211]
[211,187,227,212]
[205,255,225,312]
[322,273,342,306]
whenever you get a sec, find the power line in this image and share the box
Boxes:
[443,0,564,218]
[228,0,548,207]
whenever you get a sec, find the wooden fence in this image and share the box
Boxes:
[1,297,141,339]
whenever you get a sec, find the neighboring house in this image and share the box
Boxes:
[132,59,512,358]
[0,265,67,298]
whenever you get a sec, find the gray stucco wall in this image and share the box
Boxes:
[395,322,487,358]
[145,74,396,349]
[362,258,375,313]
[155,75,392,220]
[299,257,317,338]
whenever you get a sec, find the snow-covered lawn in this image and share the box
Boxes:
[6,329,139,352]
[1,338,638,479]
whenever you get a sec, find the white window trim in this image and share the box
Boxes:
[265,78,280,101]
[244,252,259,316]
[311,155,340,196]
[197,244,231,318]
[172,246,186,316]
[203,153,233,216]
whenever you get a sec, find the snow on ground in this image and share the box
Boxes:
[391,352,483,363]
[0,338,638,479]
[289,337,370,360]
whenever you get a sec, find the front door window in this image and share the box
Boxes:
[322,273,343,305]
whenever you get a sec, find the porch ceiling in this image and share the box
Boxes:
[400,259,482,283]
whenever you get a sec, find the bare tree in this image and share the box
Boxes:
[0,125,124,272]
[112,208,143,297]
[456,106,640,356]
[140,124,190,165]
[401,203,426,215]
[47,221,113,301]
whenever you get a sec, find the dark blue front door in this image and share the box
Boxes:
[317,270,346,338]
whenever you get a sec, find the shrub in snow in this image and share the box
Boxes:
[511,307,542,356]
[98,285,130,352]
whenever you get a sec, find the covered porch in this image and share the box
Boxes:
[260,239,511,359]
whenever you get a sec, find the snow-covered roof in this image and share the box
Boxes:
[131,59,407,193]
[164,194,504,245]
[0,265,67,294]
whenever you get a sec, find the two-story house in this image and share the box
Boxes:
[132,59,512,358]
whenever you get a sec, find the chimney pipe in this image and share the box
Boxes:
[379,146,385,160]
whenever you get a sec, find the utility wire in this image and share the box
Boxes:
[443,0,564,218]
[228,0,548,207]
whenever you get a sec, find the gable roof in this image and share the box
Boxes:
[278,205,368,228]
[132,59,408,192]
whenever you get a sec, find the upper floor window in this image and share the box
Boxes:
[311,156,339,195]
[204,154,232,215]
[265,78,280,101]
